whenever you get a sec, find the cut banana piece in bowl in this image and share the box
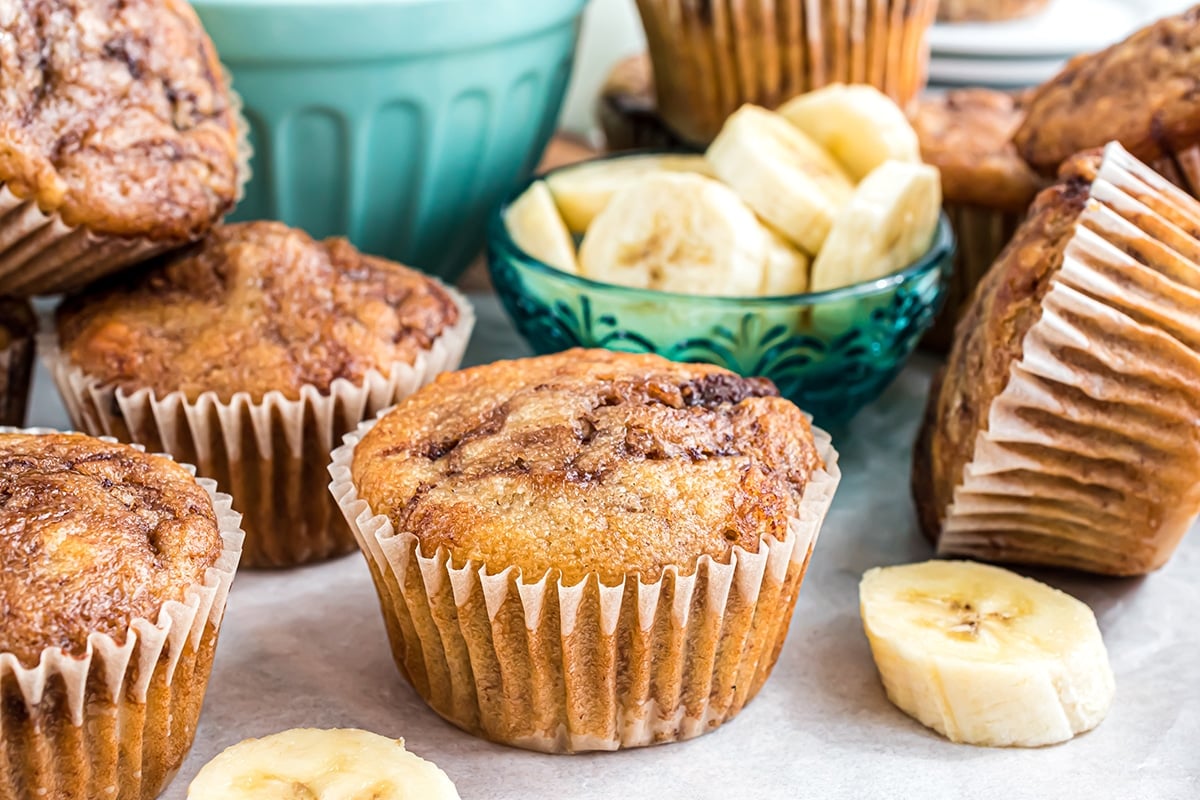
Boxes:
[546,154,712,233]
[778,84,921,181]
[860,561,1115,748]
[188,728,461,799]
[505,180,579,274]
[706,104,855,255]
[810,161,942,293]
[579,172,769,296]
[762,231,811,296]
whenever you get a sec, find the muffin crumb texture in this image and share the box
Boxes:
[353,350,823,584]
[0,0,242,240]
[56,221,460,401]
[0,432,222,667]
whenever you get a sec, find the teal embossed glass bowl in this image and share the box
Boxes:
[488,163,955,424]
[193,0,586,282]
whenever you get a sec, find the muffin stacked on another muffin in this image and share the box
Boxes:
[0,298,35,425]
[50,221,473,568]
[0,430,242,800]
[331,349,840,752]
[0,0,247,296]
[913,142,1200,576]
[913,89,1044,350]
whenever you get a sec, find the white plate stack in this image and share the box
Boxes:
[927,0,1186,89]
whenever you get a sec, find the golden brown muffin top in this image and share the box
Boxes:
[1014,6,1200,176]
[913,89,1043,211]
[912,174,1091,541]
[352,350,823,585]
[0,0,241,241]
[937,0,1050,23]
[0,432,223,667]
[56,222,460,402]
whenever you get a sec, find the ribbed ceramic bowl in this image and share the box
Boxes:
[488,163,955,424]
[193,0,586,282]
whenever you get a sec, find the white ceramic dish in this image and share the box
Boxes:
[928,54,1067,87]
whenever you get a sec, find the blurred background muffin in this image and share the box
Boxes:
[912,89,1044,351]
[633,0,939,145]
[50,221,473,569]
[937,0,1052,23]
[0,298,34,426]
[0,0,246,296]
[596,53,684,151]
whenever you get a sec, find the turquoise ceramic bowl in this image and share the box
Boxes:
[193,0,586,282]
[488,162,955,424]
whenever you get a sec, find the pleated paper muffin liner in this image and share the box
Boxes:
[0,427,244,800]
[1152,144,1200,200]
[0,82,253,298]
[0,303,34,426]
[43,288,474,569]
[330,415,841,753]
[939,142,1200,576]
[636,0,937,145]
[924,202,1027,352]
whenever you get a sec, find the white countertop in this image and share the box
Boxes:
[27,295,1200,799]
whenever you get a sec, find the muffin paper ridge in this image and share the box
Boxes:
[42,286,474,568]
[0,315,34,426]
[329,411,840,753]
[0,426,244,799]
[939,142,1200,575]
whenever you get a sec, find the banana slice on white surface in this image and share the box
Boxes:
[778,84,921,181]
[505,180,579,274]
[810,161,941,292]
[578,172,769,296]
[546,154,713,233]
[761,231,811,296]
[187,728,461,799]
[860,561,1115,748]
[706,104,855,255]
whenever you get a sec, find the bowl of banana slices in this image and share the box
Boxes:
[489,84,954,423]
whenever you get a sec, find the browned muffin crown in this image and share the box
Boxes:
[937,0,1051,23]
[1014,6,1200,176]
[912,174,1092,542]
[913,89,1043,212]
[0,432,223,667]
[352,349,823,585]
[0,0,241,241]
[56,221,460,402]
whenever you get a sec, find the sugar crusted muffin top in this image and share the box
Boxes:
[912,89,1043,212]
[0,0,241,241]
[352,350,823,585]
[56,221,460,402]
[1014,6,1200,176]
[0,432,223,667]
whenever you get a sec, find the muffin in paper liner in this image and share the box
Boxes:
[938,143,1200,575]
[0,427,244,800]
[43,288,474,570]
[0,298,35,426]
[328,414,841,753]
[936,0,1050,22]
[635,0,938,145]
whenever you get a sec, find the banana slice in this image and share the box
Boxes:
[860,561,1115,748]
[187,728,461,799]
[810,161,941,293]
[761,231,811,296]
[578,172,768,296]
[778,84,921,181]
[505,181,578,274]
[546,154,713,233]
[706,104,855,255]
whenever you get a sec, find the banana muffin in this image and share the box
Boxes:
[597,53,684,152]
[0,430,242,800]
[51,221,473,568]
[0,298,35,426]
[912,89,1043,350]
[937,0,1051,23]
[332,349,841,752]
[913,142,1200,576]
[0,0,246,296]
[1014,6,1200,187]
